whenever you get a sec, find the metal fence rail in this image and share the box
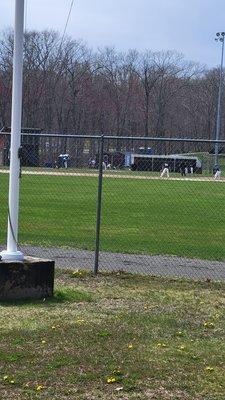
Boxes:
[1,132,225,281]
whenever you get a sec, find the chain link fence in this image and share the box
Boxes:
[1,132,225,281]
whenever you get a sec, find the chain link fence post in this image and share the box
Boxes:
[94,135,104,275]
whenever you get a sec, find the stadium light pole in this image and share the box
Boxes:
[0,0,25,261]
[214,32,225,165]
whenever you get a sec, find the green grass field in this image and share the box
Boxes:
[1,171,225,260]
[0,270,224,400]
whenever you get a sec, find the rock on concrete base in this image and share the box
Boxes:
[0,256,55,300]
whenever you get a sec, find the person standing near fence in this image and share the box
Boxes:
[180,162,186,177]
[214,165,221,180]
[160,163,169,178]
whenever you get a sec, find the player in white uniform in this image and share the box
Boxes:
[214,165,221,180]
[160,163,169,178]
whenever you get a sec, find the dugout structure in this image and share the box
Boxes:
[130,154,202,173]
[95,152,125,169]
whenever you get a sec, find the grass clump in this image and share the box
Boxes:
[53,287,93,303]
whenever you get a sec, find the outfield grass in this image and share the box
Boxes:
[0,270,224,400]
[1,172,225,260]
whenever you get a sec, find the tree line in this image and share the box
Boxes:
[0,29,224,152]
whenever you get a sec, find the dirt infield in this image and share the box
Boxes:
[0,168,224,182]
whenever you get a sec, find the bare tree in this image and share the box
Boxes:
[0,27,223,158]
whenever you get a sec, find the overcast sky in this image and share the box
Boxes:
[1,0,225,68]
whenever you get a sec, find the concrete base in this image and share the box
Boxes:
[0,250,24,261]
[0,256,55,300]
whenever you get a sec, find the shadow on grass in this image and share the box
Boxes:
[0,286,93,307]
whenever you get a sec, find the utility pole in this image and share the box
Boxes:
[0,0,25,261]
[214,32,225,165]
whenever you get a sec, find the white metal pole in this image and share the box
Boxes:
[0,0,24,261]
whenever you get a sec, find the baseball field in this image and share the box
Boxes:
[1,170,225,261]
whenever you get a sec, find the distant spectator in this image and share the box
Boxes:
[89,158,96,168]
[180,163,186,177]
[58,154,70,169]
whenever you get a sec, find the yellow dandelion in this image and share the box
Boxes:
[107,377,116,384]
[75,319,85,324]
[3,375,8,381]
[41,339,46,344]
[10,380,15,384]
[51,326,56,330]
[113,368,122,376]
[128,343,133,349]
[205,367,214,372]
[36,385,44,391]
[177,331,183,336]
[203,321,214,328]
[179,345,185,350]
[72,270,83,277]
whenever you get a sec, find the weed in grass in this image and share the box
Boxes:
[97,330,111,338]
[0,352,25,363]
[46,356,74,372]
[71,269,90,278]
[53,287,93,303]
